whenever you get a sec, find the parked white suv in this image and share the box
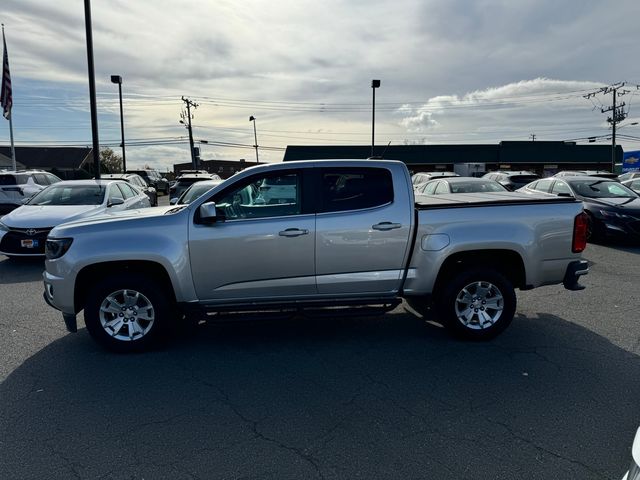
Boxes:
[0,170,62,214]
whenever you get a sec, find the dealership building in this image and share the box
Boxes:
[283,141,623,177]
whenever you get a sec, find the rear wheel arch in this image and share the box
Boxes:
[433,249,526,296]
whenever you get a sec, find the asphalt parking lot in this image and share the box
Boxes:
[1,237,639,479]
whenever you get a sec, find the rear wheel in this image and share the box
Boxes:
[435,268,516,340]
[84,274,174,352]
[585,212,603,242]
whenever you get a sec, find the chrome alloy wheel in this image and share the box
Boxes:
[98,289,155,341]
[454,281,504,330]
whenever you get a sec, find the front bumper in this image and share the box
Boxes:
[43,291,77,332]
[563,260,589,291]
[43,269,76,315]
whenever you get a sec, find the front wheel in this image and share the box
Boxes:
[435,268,516,340]
[84,274,173,352]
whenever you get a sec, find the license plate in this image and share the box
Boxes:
[21,239,39,248]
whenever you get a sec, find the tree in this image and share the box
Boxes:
[100,148,123,173]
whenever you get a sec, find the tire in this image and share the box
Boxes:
[435,268,516,340]
[84,273,174,353]
[585,212,603,243]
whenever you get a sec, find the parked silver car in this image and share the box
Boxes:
[0,179,150,257]
[415,177,508,195]
[0,170,62,214]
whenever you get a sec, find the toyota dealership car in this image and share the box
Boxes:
[0,180,150,257]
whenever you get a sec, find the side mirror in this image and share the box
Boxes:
[169,197,178,205]
[108,197,125,207]
[557,192,573,198]
[199,201,218,223]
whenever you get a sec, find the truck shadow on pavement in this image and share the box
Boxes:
[0,256,45,284]
[1,310,639,480]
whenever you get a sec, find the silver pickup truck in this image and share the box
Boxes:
[42,160,589,352]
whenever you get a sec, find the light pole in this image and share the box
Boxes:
[110,75,126,172]
[371,80,381,157]
[249,115,259,164]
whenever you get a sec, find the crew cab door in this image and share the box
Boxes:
[189,169,316,301]
[315,166,412,295]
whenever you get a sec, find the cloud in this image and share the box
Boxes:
[2,0,640,162]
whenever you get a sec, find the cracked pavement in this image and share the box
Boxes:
[1,242,639,479]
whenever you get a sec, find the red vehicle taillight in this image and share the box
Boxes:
[572,211,588,253]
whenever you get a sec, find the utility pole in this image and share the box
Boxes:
[371,80,381,157]
[181,96,199,169]
[83,0,101,178]
[584,82,632,173]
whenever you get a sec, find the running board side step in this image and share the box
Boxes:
[179,298,402,322]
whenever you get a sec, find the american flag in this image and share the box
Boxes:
[1,28,12,120]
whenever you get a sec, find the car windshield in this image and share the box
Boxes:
[449,181,507,193]
[568,180,638,199]
[27,185,106,205]
[180,183,218,204]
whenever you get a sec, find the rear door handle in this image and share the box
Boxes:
[372,222,402,231]
[279,228,309,237]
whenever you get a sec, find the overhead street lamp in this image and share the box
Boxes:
[110,75,126,172]
[249,115,259,164]
[371,80,381,158]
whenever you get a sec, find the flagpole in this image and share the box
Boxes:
[8,109,15,171]
[1,24,15,170]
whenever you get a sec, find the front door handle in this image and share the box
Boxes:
[372,222,402,231]
[279,228,309,237]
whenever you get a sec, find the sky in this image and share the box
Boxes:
[1,0,640,171]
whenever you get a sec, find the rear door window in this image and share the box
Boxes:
[434,182,450,194]
[33,174,49,185]
[421,181,438,195]
[534,178,553,193]
[319,167,393,213]
[551,180,572,195]
[116,183,136,199]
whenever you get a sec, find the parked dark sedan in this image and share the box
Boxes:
[519,176,640,242]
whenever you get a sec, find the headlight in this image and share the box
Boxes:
[599,210,633,220]
[45,238,73,260]
[0,221,8,232]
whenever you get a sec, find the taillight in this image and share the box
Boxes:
[572,211,588,253]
